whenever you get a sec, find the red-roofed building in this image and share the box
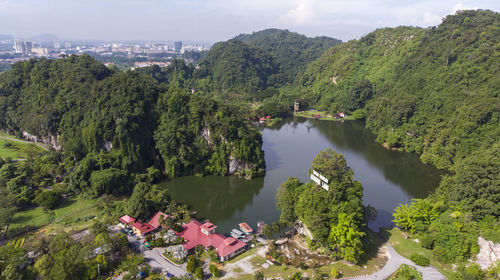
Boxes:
[123,211,172,237]
[148,211,171,229]
[178,220,247,261]
[119,215,136,225]
[132,222,156,236]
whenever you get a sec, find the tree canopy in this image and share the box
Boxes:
[276,149,368,263]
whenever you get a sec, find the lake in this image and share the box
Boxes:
[162,118,442,233]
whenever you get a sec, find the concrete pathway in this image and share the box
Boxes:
[349,244,446,280]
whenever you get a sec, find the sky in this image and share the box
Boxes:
[1,0,499,42]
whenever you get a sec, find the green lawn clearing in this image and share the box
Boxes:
[0,136,45,159]
[226,231,387,280]
[8,197,101,238]
[294,110,354,121]
[382,228,455,279]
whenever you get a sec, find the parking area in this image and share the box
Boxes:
[112,224,190,278]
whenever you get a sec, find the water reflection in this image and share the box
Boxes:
[160,175,264,222]
[311,119,442,199]
[163,118,442,232]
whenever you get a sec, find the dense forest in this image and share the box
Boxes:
[293,9,500,276]
[234,29,341,85]
[0,10,499,279]
[0,55,265,206]
[276,149,368,264]
[134,29,341,99]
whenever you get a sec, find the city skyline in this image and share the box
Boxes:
[1,0,499,42]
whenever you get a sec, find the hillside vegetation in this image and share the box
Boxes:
[234,28,341,84]
[276,149,368,264]
[296,10,500,276]
[140,29,341,98]
[0,55,265,206]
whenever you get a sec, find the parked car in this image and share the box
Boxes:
[163,270,173,277]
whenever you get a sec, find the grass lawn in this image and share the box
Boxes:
[226,231,387,280]
[387,264,422,280]
[294,110,355,121]
[8,197,101,238]
[0,138,44,159]
[382,228,455,279]
[225,247,257,264]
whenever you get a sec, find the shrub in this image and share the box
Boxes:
[186,255,197,273]
[209,264,221,278]
[432,245,449,263]
[420,234,434,249]
[33,190,61,210]
[330,267,339,278]
[194,267,203,280]
[253,271,264,280]
[410,254,430,266]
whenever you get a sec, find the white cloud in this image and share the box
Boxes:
[0,0,9,11]
[423,12,442,25]
[1,0,499,41]
[278,0,317,25]
[452,3,479,13]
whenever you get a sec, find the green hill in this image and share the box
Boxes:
[295,10,500,269]
[0,55,265,198]
[234,28,341,84]
[298,10,500,216]
[192,29,341,95]
[195,39,278,93]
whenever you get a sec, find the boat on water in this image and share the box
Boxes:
[231,229,244,236]
[239,222,253,234]
[230,232,242,239]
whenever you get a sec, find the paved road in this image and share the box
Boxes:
[143,248,188,278]
[124,232,189,278]
[349,244,445,280]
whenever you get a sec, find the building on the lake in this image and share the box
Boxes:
[177,219,247,261]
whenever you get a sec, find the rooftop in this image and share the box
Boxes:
[148,211,171,229]
[132,222,155,235]
[178,220,246,258]
[119,215,136,224]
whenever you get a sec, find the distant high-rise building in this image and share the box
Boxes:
[24,41,32,53]
[13,40,32,54]
[174,41,182,53]
[64,42,71,48]
[14,40,24,53]
[54,42,61,49]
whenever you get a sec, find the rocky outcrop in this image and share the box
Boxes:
[295,221,314,241]
[229,156,248,174]
[22,131,61,150]
[476,237,500,270]
[102,141,113,151]
[201,126,212,146]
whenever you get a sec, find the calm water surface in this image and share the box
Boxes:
[162,118,441,233]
